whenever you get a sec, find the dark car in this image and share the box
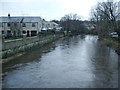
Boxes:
[2,34,12,39]
[2,34,7,39]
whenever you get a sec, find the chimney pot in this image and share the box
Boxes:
[8,14,10,17]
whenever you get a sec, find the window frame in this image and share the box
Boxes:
[7,23,10,27]
[32,23,36,27]
[14,23,17,26]
[22,23,26,27]
[0,23,3,27]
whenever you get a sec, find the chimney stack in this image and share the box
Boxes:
[8,13,10,17]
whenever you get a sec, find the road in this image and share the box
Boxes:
[2,35,118,88]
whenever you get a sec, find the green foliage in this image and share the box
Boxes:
[101,38,120,54]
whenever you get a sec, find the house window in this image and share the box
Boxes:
[0,23,3,27]
[32,23,36,27]
[7,23,10,27]
[2,31,4,34]
[14,23,17,26]
[31,31,37,36]
[22,23,26,27]
[2,23,3,27]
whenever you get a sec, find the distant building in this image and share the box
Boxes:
[0,14,43,37]
[41,21,48,32]
[50,22,62,31]
[41,21,61,32]
[0,14,62,38]
[50,22,59,29]
[0,16,23,37]
[22,17,42,36]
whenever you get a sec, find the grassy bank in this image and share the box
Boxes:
[101,38,120,55]
[2,35,63,63]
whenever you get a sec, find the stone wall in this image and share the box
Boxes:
[2,35,62,59]
[2,36,39,51]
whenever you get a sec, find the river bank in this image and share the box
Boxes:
[100,38,120,55]
[2,34,63,63]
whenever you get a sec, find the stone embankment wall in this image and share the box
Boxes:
[2,35,62,59]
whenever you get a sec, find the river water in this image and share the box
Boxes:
[2,35,118,88]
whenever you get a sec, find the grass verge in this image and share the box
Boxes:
[101,38,120,55]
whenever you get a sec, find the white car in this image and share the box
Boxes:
[110,32,118,38]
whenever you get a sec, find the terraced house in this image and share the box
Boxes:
[0,14,61,38]
[41,21,49,31]
[0,14,23,38]
[22,17,42,36]
[40,21,61,32]
[0,14,43,38]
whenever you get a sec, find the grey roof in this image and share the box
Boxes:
[0,16,42,23]
[0,17,23,23]
[42,21,49,24]
[42,21,58,25]
[22,17,42,22]
[51,22,58,25]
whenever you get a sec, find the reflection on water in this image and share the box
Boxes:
[2,35,118,88]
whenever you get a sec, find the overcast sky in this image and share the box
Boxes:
[0,0,119,21]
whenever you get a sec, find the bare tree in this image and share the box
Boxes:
[60,13,87,34]
[90,0,118,39]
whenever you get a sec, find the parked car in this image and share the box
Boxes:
[2,34,12,39]
[2,34,8,39]
[110,32,118,38]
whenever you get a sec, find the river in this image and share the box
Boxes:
[2,35,118,88]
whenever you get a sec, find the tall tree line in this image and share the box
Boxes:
[90,0,119,39]
[60,13,88,34]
